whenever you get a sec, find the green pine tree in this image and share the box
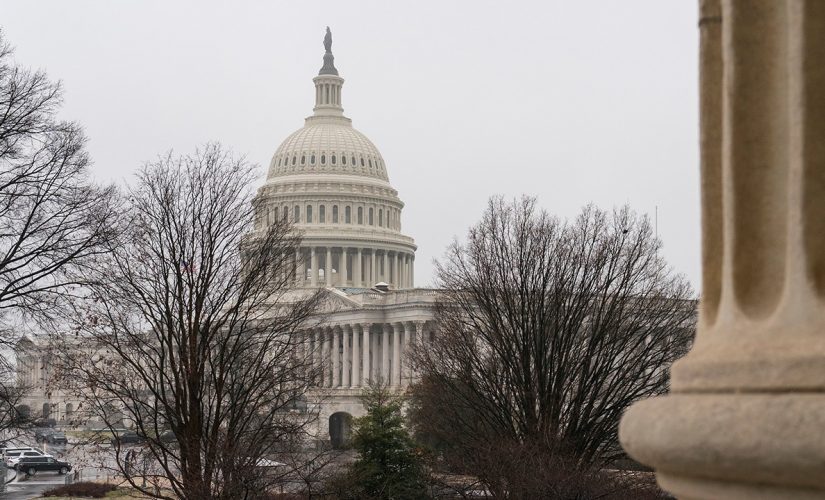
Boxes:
[346,381,430,499]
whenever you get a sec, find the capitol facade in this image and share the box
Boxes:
[15,29,436,447]
[251,29,437,445]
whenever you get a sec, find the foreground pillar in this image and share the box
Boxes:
[620,1,825,498]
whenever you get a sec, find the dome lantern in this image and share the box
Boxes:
[313,28,345,118]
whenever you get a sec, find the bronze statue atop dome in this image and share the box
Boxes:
[319,27,339,76]
[324,27,332,53]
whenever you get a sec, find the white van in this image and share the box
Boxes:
[2,448,45,469]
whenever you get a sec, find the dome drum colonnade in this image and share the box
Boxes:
[256,27,416,291]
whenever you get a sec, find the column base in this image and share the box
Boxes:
[620,393,825,499]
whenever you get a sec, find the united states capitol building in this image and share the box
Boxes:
[17,29,437,446]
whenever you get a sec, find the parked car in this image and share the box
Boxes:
[113,431,145,445]
[33,428,54,442]
[45,432,67,445]
[4,448,45,468]
[15,456,71,476]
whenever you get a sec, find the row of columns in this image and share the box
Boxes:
[303,321,428,389]
[297,246,414,289]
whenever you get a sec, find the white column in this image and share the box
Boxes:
[325,247,332,287]
[370,251,377,286]
[332,328,340,388]
[310,247,317,286]
[382,324,391,384]
[394,253,400,288]
[355,248,363,287]
[342,325,350,388]
[402,322,411,386]
[382,251,389,282]
[341,247,348,286]
[295,249,302,285]
[350,324,359,388]
[392,323,401,387]
[314,329,322,386]
[361,324,371,384]
[410,256,415,288]
[414,321,425,382]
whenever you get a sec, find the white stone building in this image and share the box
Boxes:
[15,29,437,446]
[252,28,436,445]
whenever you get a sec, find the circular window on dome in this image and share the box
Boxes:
[331,154,336,165]
[311,154,316,165]
[321,154,326,165]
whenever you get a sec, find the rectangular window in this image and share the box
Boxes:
[306,205,313,223]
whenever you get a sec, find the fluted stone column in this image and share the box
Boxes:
[402,322,411,385]
[310,247,318,286]
[392,323,401,387]
[361,323,371,384]
[355,249,363,287]
[341,248,348,286]
[381,324,391,383]
[370,251,377,286]
[382,251,389,283]
[410,256,414,288]
[332,327,340,388]
[325,247,332,286]
[342,325,350,387]
[351,324,360,387]
[620,2,825,498]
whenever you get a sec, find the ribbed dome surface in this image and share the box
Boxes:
[267,120,389,182]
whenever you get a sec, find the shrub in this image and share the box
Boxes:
[42,481,118,498]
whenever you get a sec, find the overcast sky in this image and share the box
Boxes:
[1,1,700,289]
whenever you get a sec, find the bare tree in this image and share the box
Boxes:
[0,31,116,433]
[52,144,324,500]
[410,196,694,497]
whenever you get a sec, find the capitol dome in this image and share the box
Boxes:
[268,120,389,182]
[255,28,416,290]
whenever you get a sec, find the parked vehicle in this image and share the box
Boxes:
[113,431,145,445]
[33,428,54,442]
[4,448,45,468]
[15,456,71,476]
[45,432,68,445]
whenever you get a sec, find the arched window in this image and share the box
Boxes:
[272,206,278,222]
[360,157,365,167]
[369,208,374,226]
[292,156,297,166]
[311,154,316,165]
[332,205,339,223]
[331,154,337,165]
[306,205,313,223]
[282,206,288,220]
[357,207,363,224]
[342,155,347,165]
[294,205,300,222]
[351,155,356,165]
[277,157,281,167]
[369,159,373,169]
[319,205,326,223]
[321,154,326,165]
[301,155,306,165]
[345,206,351,224]
[379,209,383,227]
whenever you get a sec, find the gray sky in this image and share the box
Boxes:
[1,1,700,289]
